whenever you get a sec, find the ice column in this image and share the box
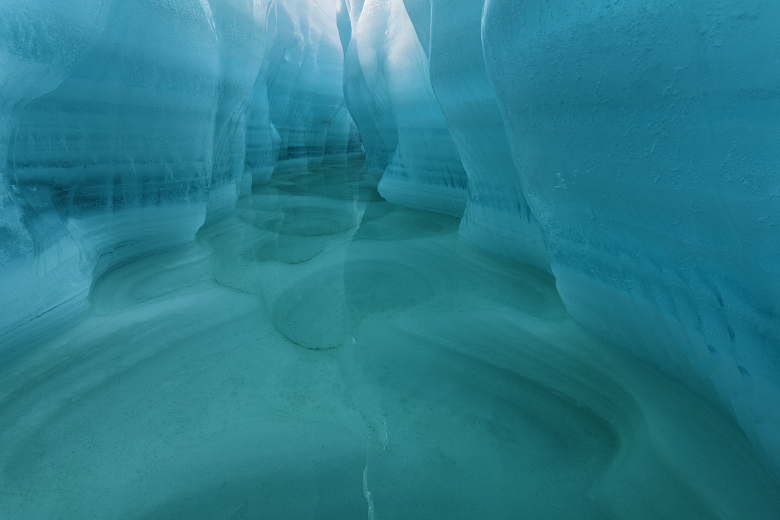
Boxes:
[422,0,551,272]
[265,0,350,173]
[341,0,468,217]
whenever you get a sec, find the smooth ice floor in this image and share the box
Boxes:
[1,164,779,519]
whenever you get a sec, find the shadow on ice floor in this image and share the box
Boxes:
[1,163,779,519]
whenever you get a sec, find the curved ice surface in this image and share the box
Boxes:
[483,0,780,477]
[341,0,399,177]
[341,0,468,217]
[2,0,780,496]
[1,165,778,518]
[266,0,349,173]
[1,0,352,352]
[423,0,551,273]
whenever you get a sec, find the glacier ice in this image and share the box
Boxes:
[422,0,551,273]
[1,0,780,514]
[482,0,780,478]
[340,0,468,217]
[1,0,354,352]
[2,165,779,519]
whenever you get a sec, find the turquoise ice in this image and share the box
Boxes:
[1,0,779,516]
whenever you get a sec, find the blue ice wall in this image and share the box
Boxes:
[339,0,780,479]
[339,0,399,178]
[341,0,551,270]
[340,0,468,218]
[0,0,354,355]
[423,0,551,273]
[481,0,780,478]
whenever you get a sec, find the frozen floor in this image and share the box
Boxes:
[1,164,779,519]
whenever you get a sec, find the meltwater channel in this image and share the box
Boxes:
[1,163,778,519]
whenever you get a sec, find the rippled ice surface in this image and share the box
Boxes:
[1,164,779,519]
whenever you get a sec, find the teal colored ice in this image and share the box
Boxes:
[1,165,778,518]
[1,0,779,516]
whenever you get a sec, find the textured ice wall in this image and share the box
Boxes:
[205,0,268,223]
[340,0,467,217]
[323,102,364,163]
[420,0,551,273]
[0,0,110,355]
[340,0,399,177]
[483,0,780,477]
[342,0,549,271]
[343,0,780,479]
[265,0,353,173]
[0,0,351,356]
[246,0,361,182]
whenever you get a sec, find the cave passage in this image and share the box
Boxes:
[1,163,778,519]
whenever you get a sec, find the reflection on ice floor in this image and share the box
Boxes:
[1,164,778,519]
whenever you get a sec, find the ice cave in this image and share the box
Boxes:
[1,0,779,518]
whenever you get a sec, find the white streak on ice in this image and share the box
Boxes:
[363,463,376,520]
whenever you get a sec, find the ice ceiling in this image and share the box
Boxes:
[1,0,779,516]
